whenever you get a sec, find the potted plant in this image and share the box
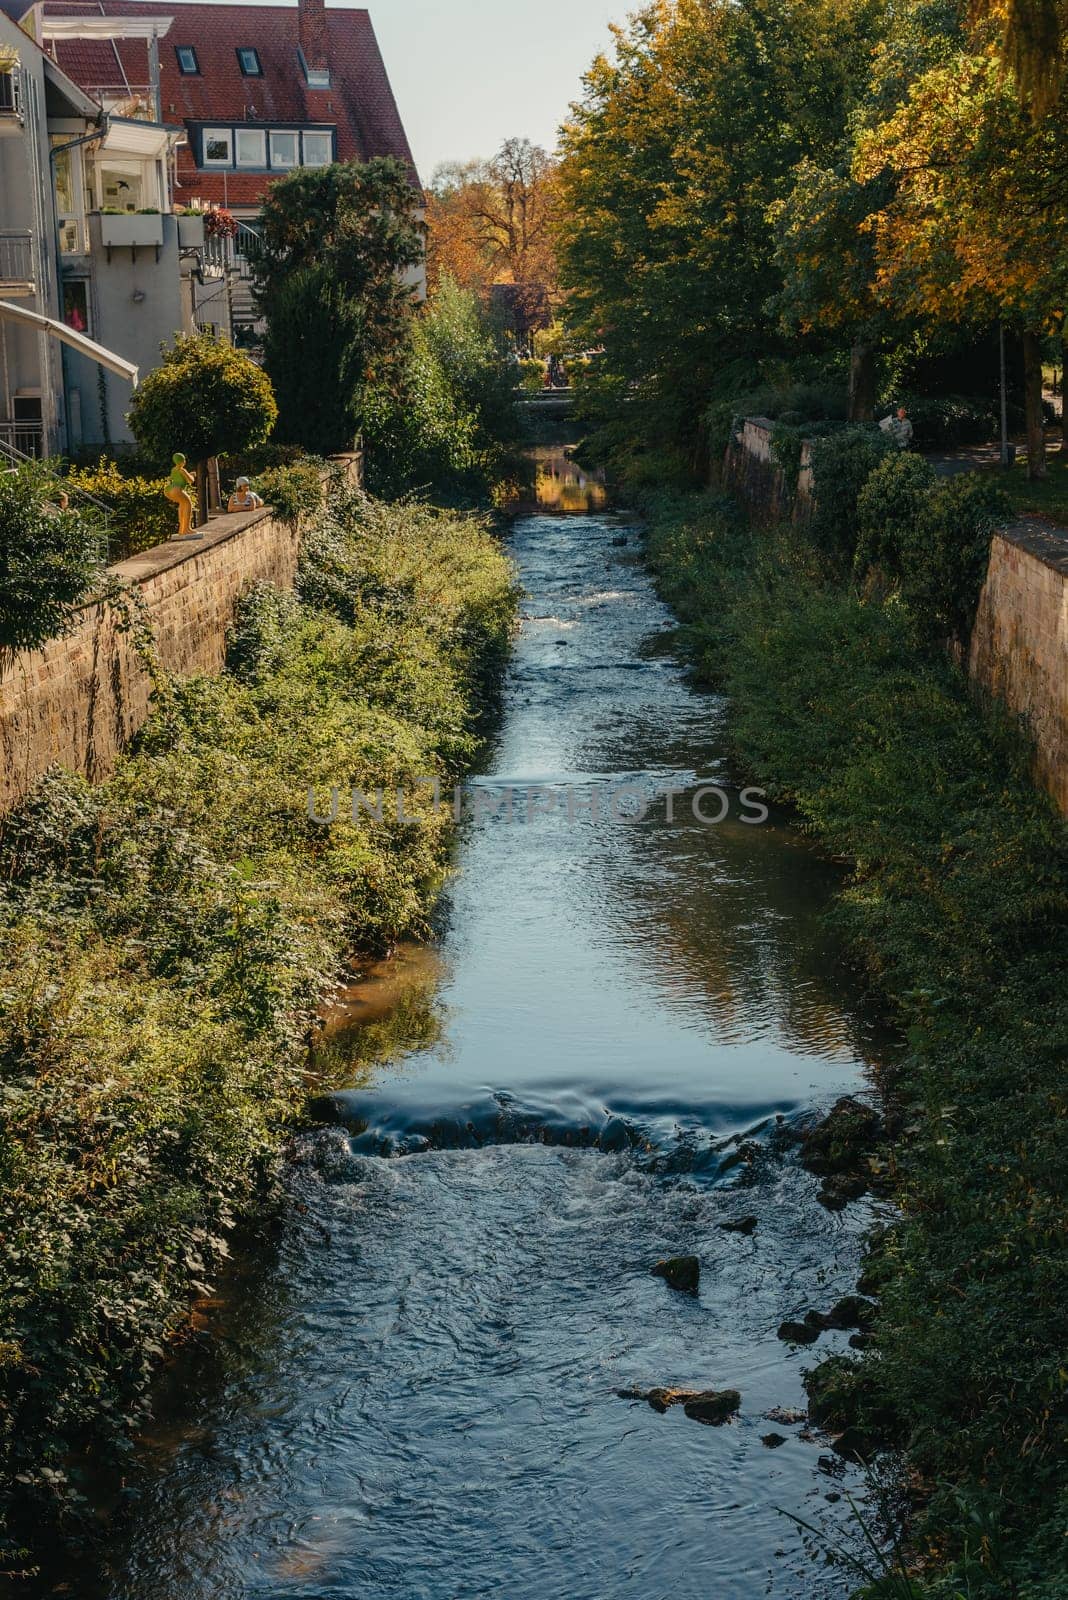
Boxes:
[175,208,206,248]
[204,208,238,240]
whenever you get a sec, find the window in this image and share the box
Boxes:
[203,128,232,165]
[269,130,298,168]
[175,45,199,74]
[302,130,333,167]
[298,49,330,88]
[235,128,266,167]
[236,48,262,76]
[62,281,90,335]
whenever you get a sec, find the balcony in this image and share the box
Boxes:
[95,210,165,255]
[0,231,35,295]
[0,66,23,131]
[0,419,43,458]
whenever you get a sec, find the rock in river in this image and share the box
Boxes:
[650,1255,700,1294]
[718,1215,758,1235]
[619,1385,741,1424]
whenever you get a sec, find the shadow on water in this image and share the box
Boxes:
[66,456,900,1600]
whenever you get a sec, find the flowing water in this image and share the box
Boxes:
[92,496,892,1600]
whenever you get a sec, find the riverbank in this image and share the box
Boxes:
[641,485,1068,1597]
[0,488,518,1577]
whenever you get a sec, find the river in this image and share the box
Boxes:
[91,488,890,1599]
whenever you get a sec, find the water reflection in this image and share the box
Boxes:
[516,445,608,513]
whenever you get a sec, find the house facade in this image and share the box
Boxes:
[35,0,425,340]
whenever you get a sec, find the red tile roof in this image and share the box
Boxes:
[43,0,419,206]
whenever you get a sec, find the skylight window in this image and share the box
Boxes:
[237,48,262,76]
[175,45,199,75]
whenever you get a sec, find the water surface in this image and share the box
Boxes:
[99,508,888,1599]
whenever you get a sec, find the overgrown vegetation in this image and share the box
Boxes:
[0,486,517,1570]
[0,463,105,666]
[643,483,1068,1598]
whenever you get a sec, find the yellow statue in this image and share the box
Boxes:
[164,452,197,538]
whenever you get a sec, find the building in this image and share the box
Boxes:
[34,0,425,338]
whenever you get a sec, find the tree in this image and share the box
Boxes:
[255,158,424,447]
[426,139,560,346]
[556,0,885,461]
[0,462,103,671]
[855,53,1068,475]
[128,334,277,511]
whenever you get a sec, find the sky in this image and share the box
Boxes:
[368,0,624,180]
[188,0,626,181]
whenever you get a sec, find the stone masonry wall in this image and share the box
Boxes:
[969,520,1068,816]
[0,454,362,813]
[721,417,814,525]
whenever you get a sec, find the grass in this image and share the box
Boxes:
[0,486,518,1573]
[986,445,1068,523]
[642,483,1068,1600]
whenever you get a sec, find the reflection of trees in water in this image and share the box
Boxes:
[590,726,893,1067]
[523,447,608,512]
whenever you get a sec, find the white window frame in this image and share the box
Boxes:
[301,131,332,167]
[269,130,299,169]
[235,128,266,168]
[237,47,262,76]
[203,128,233,166]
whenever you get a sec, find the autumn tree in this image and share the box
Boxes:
[556,0,884,458]
[855,53,1068,474]
[426,138,559,345]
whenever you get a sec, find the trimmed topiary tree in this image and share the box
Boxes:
[127,334,278,519]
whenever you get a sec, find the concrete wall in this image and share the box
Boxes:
[64,211,189,447]
[721,416,814,525]
[0,454,362,812]
[969,520,1068,815]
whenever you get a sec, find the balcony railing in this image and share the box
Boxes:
[82,85,158,122]
[0,66,22,122]
[0,231,34,289]
[0,419,44,458]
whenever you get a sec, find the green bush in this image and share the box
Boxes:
[127,333,278,470]
[517,358,545,393]
[255,459,326,521]
[808,425,897,576]
[0,489,517,1559]
[0,463,104,666]
[67,456,172,557]
[855,450,936,582]
[897,393,998,450]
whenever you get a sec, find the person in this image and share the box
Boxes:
[879,405,914,450]
[227,475,264,513]
[164,451,197,538]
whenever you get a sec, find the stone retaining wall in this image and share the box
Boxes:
[969,519,1068,815]
[721,417,814,524]
[0,453,361,813]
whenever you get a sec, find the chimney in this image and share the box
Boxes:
[298,0,329,73]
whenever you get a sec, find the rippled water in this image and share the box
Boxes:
[94,509,891,1600]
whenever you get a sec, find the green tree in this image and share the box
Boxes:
[127,333,277,509]
[0,463,103,669]
[556,0,883,464]
[256,158,424,447]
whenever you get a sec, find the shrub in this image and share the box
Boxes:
[901,473,1005,641]
[518,358,545,393]
[854,450,936,582]
[127,333,278,471]
[897,393,998,450]
[0,463,103,667]
[808,425,897,576]
[67,456,171,557]
[255,459,326,521]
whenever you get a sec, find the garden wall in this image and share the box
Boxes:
[969,519,1068,816]
[721,417,814,525]
[0,453,362,813]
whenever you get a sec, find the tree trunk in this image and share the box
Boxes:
[847,341,876,422]
[207,456,221,513]
[195,459,209,526]
[1023,331,1047,480]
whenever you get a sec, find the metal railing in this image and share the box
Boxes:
[0,419,43,457]
[0,66,21,120]
[0,231,34,287]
